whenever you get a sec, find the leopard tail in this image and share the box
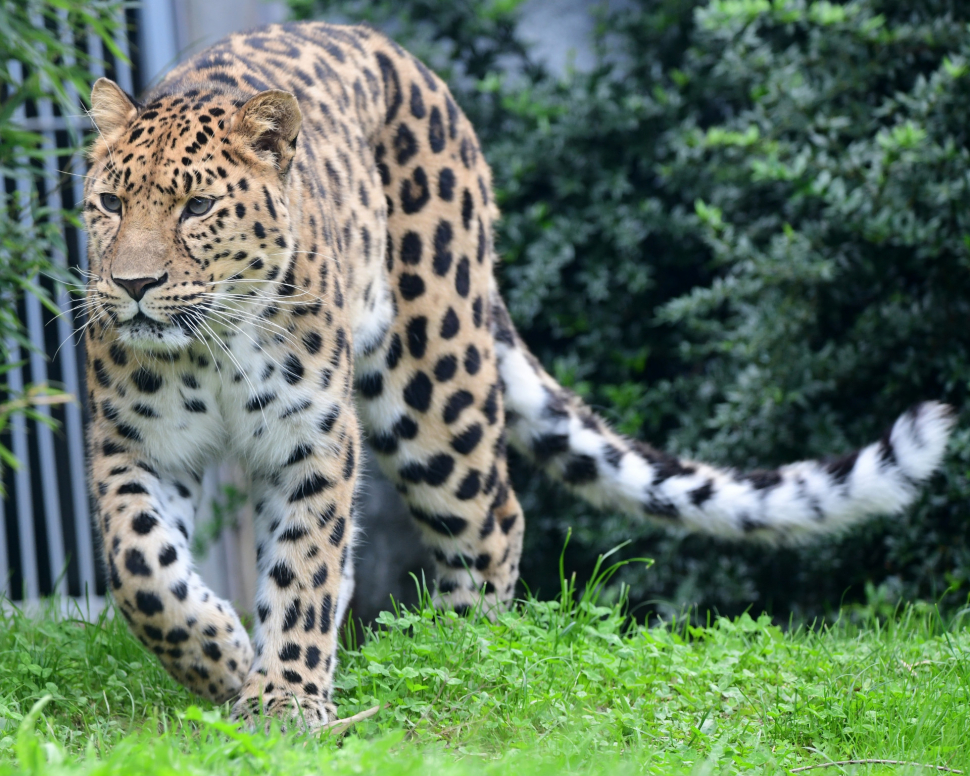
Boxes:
[490,291,954,544]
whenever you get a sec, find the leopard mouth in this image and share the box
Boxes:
[116,310,165,332]
[127,311,157,326]
[114,307,206,350]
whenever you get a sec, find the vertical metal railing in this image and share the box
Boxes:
[6,57,44,602]
[1,7,137,606]
[2,1,293,618]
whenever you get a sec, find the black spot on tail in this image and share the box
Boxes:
[602,443,624,469]
[642,494,679,520]
[563,455,598,484]
[878,430,898,469]
[740,469,783,490]
[824,450,859,484]
[533,433,569,463]
[630,440,695,483]
[689,480,715,506]
[740,514,768,533]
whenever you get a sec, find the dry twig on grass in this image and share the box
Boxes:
[791,760,963,774]
[320,704,383,737]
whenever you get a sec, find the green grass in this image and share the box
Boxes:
[0,569,968,775]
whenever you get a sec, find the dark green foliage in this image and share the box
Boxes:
[290,0,970,620]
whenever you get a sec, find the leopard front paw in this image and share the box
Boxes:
[230,681,337,733]
[136,600,254,704]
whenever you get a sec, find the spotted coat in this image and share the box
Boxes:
[82,21,954,729]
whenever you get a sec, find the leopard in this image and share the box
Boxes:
[81,20,955,730]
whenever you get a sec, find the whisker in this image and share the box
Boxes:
[49,304,85,327]
[197,318,272,429]
[204,278,321,289]
[53,304,107,361]
[190,316,224,376]
[202,281,327,302]
[205,309,291,359]
[205,309,299,350]
[198,291,324,308]
[84,105,118,170]
[264,250,337,261]
[57,168,107,185]
[201,300,295,357]
[203,299,294,328]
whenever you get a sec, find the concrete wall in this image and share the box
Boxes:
[137,0,288,89]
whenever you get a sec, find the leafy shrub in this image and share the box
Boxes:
[290,0,970,621]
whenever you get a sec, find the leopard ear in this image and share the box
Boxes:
[231,90,302,173]
[90,78,138,136]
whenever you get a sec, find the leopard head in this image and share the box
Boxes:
[83,77,304,350]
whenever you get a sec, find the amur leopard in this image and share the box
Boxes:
[82,21,954,729]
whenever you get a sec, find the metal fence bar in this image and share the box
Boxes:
[0,4,224,611]
[6,345,39,601]
[138,1,179,90]
[18,193,67,596]
[69,38,98,597]
[1,12,127,602]
[21,11,69,596]
[112,10,135,95]
[0,459,8,598]
[49,8,96,597]
[6,59,42,601]
[72,148,90,275]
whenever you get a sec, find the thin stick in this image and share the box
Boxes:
[791,760,963,774]
[319,704,382,736]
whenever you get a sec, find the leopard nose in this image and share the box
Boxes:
[113,273,168,302]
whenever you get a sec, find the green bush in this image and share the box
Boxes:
[0,1,124,478]
[290,0,970,621]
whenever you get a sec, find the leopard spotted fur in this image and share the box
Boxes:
[82,21,955,729]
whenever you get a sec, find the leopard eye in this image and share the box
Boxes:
[100,193,122,214]
[184,196,214,218]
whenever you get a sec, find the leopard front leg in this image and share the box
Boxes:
[231,412,360,730]
[91,441,253,702]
